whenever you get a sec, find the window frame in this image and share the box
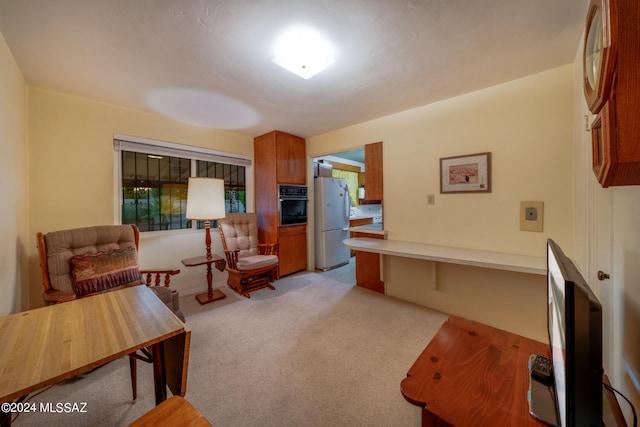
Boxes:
[113,134,253,235]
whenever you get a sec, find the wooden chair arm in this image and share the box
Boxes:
[258,243,279,256]
[141,269,180,287]
[223,249,240,270]
[43,290,77,304]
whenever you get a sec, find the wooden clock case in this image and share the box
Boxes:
[583,0,640,187]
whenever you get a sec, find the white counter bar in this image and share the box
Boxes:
[343,237,546,276]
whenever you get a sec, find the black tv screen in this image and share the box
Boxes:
[547,239,603,426]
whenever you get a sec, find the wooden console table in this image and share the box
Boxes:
[401,316,548,426]
[401,316,627,426]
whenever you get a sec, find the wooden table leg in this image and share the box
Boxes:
[195,261,226,305]
[164,331,190,397]
[1,409,11,427]
[152,342,167,405]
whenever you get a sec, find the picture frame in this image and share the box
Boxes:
[440,152,491,193]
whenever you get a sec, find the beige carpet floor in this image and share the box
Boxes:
[12,268,447,427]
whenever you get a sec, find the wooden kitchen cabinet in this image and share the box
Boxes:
[253,131,306,185]
[353,231,384,294]
[278,224,307,276]
[364,142,383,201]
[254,130,307,276]
[349,217,373,229]
[277,132,306,184]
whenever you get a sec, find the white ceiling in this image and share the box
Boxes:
[0,0,588,139]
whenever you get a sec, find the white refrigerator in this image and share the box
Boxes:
[314,177,351,270]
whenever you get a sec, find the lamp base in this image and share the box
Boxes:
[195,288,226,305]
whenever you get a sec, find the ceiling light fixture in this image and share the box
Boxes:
[272,25,336,79]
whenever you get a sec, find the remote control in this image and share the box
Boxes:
[529,354,553,384]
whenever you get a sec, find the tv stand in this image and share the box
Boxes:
[528,369,560,426]
[527,373,629,427]
[401,316,628,426]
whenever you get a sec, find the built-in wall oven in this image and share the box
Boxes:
[279,185,308,226]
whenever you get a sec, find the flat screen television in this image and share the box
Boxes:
[546,239,603,426]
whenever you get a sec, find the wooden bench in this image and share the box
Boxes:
[129,396,212,427]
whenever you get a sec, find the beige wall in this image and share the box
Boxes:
[0,30,29,315]
[308,65,575,341]
[27,88,254,308]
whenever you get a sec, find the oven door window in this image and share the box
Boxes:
[280,199,307,225]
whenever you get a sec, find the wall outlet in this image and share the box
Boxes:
[427,194,435,205]
[520,201,544,232]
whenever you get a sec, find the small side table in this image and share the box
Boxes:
[181,254,226,305]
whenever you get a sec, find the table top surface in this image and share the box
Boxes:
[401,316,548,426]
[0,285,187,403]
[181,254,224,267]
[343,238,546,275]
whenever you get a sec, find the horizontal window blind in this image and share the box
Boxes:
[113,134,251,167]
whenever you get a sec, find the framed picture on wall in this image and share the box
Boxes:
[440,152,491,193]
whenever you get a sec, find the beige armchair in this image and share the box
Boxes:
[218,213,279,298]
[37,224,184,399]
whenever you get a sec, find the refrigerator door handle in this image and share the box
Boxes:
[344,185,351,221]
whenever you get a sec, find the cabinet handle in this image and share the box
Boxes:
[597,271,610,281]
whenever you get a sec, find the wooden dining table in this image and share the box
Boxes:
[0,285,190,425]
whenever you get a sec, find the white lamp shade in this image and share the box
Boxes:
[186,177,226,220]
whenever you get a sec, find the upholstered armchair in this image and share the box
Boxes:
[218,213,279,298]
[37,224,184,399]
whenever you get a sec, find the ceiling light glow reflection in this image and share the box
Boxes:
[272,26,336,79]
[146,88,260,129]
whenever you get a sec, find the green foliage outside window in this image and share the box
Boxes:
[121,151,246,232]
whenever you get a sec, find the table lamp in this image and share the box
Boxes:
[186,177,226,304]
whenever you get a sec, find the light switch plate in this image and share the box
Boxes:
[525,207,537,221]
[520,201,544,232]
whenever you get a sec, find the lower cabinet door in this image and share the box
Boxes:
[278,225,307,276]
[353,231,384,293]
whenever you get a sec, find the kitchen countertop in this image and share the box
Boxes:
[349,214,375,220]
[348,223,387,236]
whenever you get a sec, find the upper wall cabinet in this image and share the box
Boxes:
[255,130,306,186]
[364,142,383,201]
[584,0,640,187]
[277,132,306,185]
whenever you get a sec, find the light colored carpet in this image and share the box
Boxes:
[13,269,447,427]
